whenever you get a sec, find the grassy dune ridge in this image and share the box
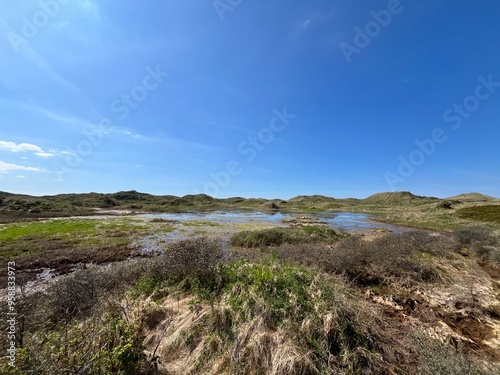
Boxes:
[1,190,499,228]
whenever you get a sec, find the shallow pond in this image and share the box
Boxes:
[140,210,406,233]
[311,212,406,233]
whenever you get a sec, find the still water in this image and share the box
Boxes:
[140,210,406,233]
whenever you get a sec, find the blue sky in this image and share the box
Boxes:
[0,0,499,199]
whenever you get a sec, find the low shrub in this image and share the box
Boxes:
[452,227,500,264]
[230,226,341,248]
[325,232,445,286]
[155,236,222,280]
[453,227,498,247]
[273,242,336,271]
[230,227,296,247]
[16,301,149,375]
[128,236,224,298]
[273,233,441,286]
[437,200,453,209]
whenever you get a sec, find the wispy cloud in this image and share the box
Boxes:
[31,105,89,126]
[0,99,96,130]
[0,141,43,153]
[0,15,105,120]
[0,140,58,158]
[121,129,144,140]
[59,150,76,156]
[0,161,46,173]
[34,152,56,158]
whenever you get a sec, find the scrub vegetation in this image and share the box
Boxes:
[2,227,500,373]
[1,190,500,373]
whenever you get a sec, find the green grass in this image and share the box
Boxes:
[182,220,221,227]
[456,205,500,224]
[301,225,342,238]
[187,257,387,373]
[0,218,174,261]
[0,219,99,241]
[130,276,171,300]
[219,257,319,324]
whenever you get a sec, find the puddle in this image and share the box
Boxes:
[139,210,290,224]
[136,232,178,255]
[37,268,56,281]
[310,212,407,233]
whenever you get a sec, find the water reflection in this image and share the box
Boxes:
[141,210,405,232]
[311,212,406,233]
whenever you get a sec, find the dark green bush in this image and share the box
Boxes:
[230,226,341,248]
[456,205,500,224]
[437,200,453,209]
[230,228,294,247]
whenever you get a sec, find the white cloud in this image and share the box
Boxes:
[304,20,311,28]
[35,106,87,125]
[16,175,26,179]
[0,161,46,173]
[120,129,144,140]
[34,152,56,158]
[0,140,59,158]
[0,141,43,153]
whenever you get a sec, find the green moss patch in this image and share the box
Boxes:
[456,205,500,224]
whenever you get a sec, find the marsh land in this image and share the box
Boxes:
[1,190,500,374]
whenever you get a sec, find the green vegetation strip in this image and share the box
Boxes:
[0,218,174,260]
[456,205,500,224]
